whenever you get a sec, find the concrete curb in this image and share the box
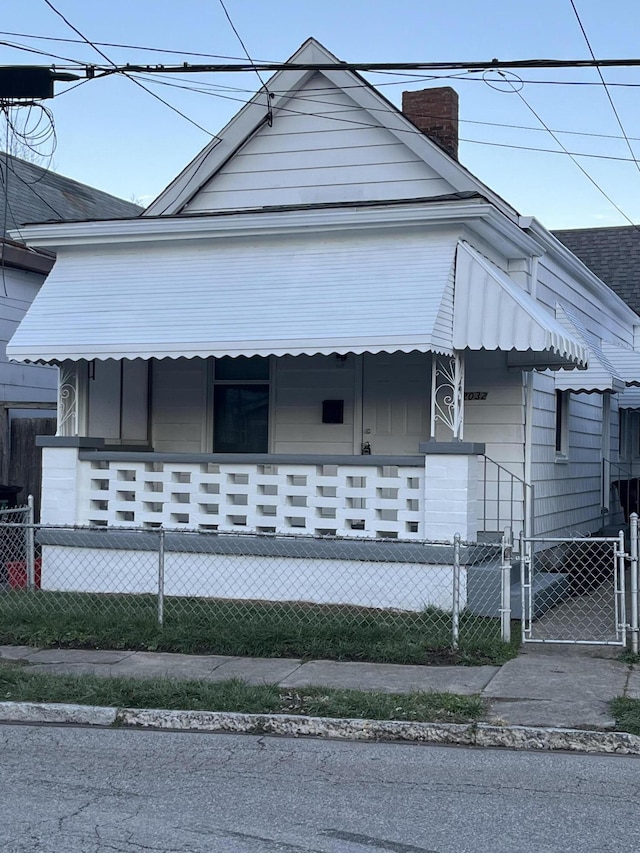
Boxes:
[0,701,639,754]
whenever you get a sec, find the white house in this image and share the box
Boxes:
[7,39,640,608]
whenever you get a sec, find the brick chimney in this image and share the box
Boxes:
[401,87,459,160]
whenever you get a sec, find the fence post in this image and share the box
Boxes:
[26,494,36,592]
[519,529,528,644]
[157,528,165,628]
[630,513,639,655]
[452,533,461,650]
[500,527,512,643]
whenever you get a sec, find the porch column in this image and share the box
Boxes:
[56,362,79,437]
[430,351,465,440]
[36,436,104,525]
[420,441,485,541]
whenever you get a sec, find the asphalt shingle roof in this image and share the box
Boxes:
[0,152,142,239]
[554,225,640,316]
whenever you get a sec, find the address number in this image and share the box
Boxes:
[464,392,488,400]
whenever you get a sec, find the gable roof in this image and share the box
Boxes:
[553,225,640,317]
[0,152,142,239]
[144,37,519,220]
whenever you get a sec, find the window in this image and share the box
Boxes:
[212,356,270,453]
[555,390,569,459]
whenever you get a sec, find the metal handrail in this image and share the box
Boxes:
[479,454,533,539]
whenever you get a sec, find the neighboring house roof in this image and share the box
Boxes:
[0,152,142,239]
[553,226,640,317]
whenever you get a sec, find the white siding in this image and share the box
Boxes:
[184,73,456,212]
[537,254,632,348]
[530,371,605,537]
[464,351,525,476]
[273,354,356,454]
[0,266,56,403]
[529,253,633,536]
[151,359,207,452]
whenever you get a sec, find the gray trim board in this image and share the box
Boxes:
[36,528,492,565]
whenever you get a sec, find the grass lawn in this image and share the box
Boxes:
[0,661,485,723]
[0,590,519,666]
[610,697,640,736]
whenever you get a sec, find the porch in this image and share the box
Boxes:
[41,443,528,540]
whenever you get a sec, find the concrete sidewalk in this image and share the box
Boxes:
[1,643,637,731]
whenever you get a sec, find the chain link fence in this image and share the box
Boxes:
[519,532,629,646]
[0,520,511,661]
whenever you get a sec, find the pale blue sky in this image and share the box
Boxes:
[3,0,640,228]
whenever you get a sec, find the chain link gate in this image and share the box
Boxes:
[520,530,628,646]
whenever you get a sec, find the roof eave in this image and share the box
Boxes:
[11,198,541,258]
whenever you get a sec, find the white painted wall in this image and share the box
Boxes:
[41,545,465,612]
[184,72,456,213]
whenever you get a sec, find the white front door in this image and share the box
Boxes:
[361,352,430,455]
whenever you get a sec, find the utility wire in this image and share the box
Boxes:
[569,0,640,176]
[216,0,272,124]
[41,0,219,138]
[0,29,252,62]
[140,68,640,143]
[129,71,640,163]
[500,74,640,229]
[216,0,267,90]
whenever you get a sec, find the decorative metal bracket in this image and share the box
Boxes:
[430,352,465,440]
[57,362,78,436]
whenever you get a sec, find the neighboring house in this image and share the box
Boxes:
[554,225,640,507]
[7,38,640,606]
[0,152,141,506]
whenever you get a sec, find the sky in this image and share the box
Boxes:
[3,0,640,229]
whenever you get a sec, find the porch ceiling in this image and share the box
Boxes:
[453,242,588,370]
[7,230,459,363]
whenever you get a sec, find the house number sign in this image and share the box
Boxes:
[464,392,488,400]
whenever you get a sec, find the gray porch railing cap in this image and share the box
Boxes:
[75,450,425,466]
[418,440,486,455]
[36,436,105,448]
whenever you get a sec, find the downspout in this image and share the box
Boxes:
[523,251,538,536]
[523,371,534,537]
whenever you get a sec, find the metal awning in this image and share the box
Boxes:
[554,305,626,393]
[7,230,459,363]
[601,341,640,387]
[453,242,588,369]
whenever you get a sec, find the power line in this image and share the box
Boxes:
[497,73,640,229]
[40,0,219,138]
[130,70,640,157]
[0,29,253,62]
[460,136,639,163]
[216,0,268,91]
[91,57,640,74]
[166,69,640,141]
[569,0,640,176]
[8,35,640,89]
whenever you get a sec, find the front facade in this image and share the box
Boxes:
[7,40,640,608]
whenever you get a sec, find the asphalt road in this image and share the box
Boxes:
[0,724,638,852]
